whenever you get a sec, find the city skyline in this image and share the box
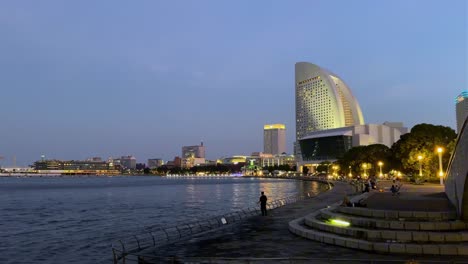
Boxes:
[0,0,466,166]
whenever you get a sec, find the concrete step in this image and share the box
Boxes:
[289,216,468,255]
[320,208,468,231]
[304,211,468,243]
[335,206,457,221]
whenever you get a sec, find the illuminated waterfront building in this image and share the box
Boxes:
[147,159,164,169]
[264,124,286,155]
[120,156,137,170]
[182,142,205,159]
[456,90,468,133]
[295,62,364,141]
[295,62,364,161]
[295,62,406,170]
[33,159,119,175]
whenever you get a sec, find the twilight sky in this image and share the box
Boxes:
[0,0,466,166]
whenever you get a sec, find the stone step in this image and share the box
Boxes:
[304,211,468,243]
[335,206,457,221]
[289,216,468,255]
[320,208,468,231]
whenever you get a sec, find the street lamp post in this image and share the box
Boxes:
[378,161,383,177]
[362,163,367,178]
[437,147,444,185]
[417,155,423,177]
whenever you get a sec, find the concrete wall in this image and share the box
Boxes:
[445,116,468,219]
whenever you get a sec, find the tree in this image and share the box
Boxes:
[337,144,391,176]
[391,123,456,181]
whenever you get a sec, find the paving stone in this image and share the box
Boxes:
[389,244,406,253]
[439,245,458,255]
[345,240,359,249]
[358,241,372,251]
[427,212,443,220]
[435,222,451,230]
[385,211,398,219]
[376,221,389,229]
[461,232,468,241]
[360,209,373,217]
[396,231,412,242]
[366,230,381,240]
[457,245,468,255]
[372,210,385,218]
[374,243,389,253]
[412,211,427,218]
[405,244,422,254]
[404,222,420,231]
[390,221,405,229]
[398,211,413,218]
[422,245,440,255]
[444,233,461,242]
[450,221,466,230]
[323,236,334,245]
[428,232,445,242]
[381,230,396,240]
[412,232,429,242]
[420,222,436,230]
[334,238,346,247]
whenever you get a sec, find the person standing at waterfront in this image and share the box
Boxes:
[258,191,268,216]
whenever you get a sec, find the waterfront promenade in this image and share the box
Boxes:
[147,181,468,263]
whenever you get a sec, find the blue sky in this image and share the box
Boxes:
[0,0,466,166]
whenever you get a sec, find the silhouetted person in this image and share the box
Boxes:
[258,191,268,216]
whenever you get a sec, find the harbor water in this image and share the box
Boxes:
[0,176,327,264]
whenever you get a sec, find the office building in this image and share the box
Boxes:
[147,159,164,169]
[120,155,137,170]
[456,91,468,133]
[182,142,205,158]
[264,124,286,155]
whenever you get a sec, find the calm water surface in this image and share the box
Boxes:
[0,176,326,264]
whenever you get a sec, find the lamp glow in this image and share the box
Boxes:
[330,219,350,227]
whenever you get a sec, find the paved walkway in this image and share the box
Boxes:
[148,181,465,263]
[365,181,454,211]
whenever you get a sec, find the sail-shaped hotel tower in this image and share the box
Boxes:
[295,62,365,164]
[294,62,407,170]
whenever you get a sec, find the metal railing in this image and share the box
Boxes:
[111,188,327,264]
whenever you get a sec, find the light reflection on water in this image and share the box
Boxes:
[0,176,327,264]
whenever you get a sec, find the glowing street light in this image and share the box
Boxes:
[332,165,338,176]
[348,166,352,177]
[378,161,383,177]
[417,155,423,177]
[437,147,444,185]
[362,163,368,177]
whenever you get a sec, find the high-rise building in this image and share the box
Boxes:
[120,155,137,170]
[456,91,468,133]
[147,158,164,169]
[295,62,364,140]
[182,142,205,158]
[295,62,364,160]
[263,124,286,155]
